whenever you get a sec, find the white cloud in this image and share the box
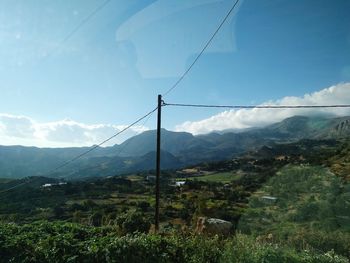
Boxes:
[0,115,149,147]
[2,83,349,147]
[175,83,350,135]
[0,114,35,138]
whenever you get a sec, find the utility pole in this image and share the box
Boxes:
[155,94,162,232]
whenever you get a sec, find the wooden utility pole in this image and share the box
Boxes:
[155,94,162,232]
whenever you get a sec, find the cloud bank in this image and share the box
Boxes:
[0,115,148,147]
[175,83,350,135]
[2,83,349,147]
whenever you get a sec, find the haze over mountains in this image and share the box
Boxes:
[1,115,349,180]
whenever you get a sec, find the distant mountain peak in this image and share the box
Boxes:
[1,115,350,180]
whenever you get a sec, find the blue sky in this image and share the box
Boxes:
[0,0,350,147]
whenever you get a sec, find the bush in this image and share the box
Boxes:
[116,210,150,234]
[221,234,349,263]
[0,221,348,263]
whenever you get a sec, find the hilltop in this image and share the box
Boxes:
[1,115,350,180]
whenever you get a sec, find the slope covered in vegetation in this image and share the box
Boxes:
[238,165,350,258]
[0,139,349,262]
[0,221,348,263]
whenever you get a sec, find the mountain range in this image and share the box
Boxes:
[0,115,349,179]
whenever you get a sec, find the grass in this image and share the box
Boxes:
[126,174,144,181]
[178,172,242,183]
[0,178,14,183]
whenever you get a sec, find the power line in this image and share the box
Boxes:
[113,111,155,157]
[163,102,350,109]
[0,107,157,194]
[47,107,158,175]
[0,177,36,194]
[45,0,113,58]
[0,181,27,194]
[63,110,156,179]
[162,0,240,97]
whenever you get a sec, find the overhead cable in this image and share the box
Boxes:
[47,107,158,175]
[162,0,240,97]
[62,110,156,179]
[0,107,157,194]
[0,177,35,194]
[163,102,350,109]
[45,0,113,58]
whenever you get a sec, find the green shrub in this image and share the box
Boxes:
[0,222,348,263]
[221,234,349,263]
[116,210,150,234]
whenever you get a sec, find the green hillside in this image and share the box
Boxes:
[238,165,350,257]
[1,134,350,261]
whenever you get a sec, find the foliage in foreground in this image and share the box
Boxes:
[0,221,348,263]
[239,165,350,258]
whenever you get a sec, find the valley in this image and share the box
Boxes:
[0,129,349,261]
[0,115,349,262]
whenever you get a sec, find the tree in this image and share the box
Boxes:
[53,205,65,219]
[89,211,103,227]
[137,201,150,212]
[116,210,150,234]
